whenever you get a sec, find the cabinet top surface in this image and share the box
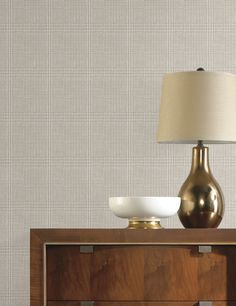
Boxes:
[31,228,236,245]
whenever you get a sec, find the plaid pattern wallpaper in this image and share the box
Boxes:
[1,0,236,305]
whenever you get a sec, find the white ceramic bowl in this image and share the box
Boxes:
[109,197,181,228]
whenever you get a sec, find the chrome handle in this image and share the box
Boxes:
[80,302,94,306]
[80,245,94,253]
[198,245,212,253]
[199,302,212,306]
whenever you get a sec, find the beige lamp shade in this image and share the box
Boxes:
[157,71,236,143]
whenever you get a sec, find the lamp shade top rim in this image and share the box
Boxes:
[164,70,236,78]
[157,140,236,144]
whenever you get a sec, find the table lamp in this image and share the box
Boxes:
[157,69,236,228]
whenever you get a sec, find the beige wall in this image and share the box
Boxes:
[1,0,236,305]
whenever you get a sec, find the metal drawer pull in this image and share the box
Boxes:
[80,245,94,253]
[199,302,212,306]
[81,302,94,306]
[198,245,212,253]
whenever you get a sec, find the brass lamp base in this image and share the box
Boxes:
[128,219,162,229]
[178,142,224,228]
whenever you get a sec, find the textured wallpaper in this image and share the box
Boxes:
[1,0,236,305]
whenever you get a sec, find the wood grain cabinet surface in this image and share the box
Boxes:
[30,229,236,306]
[48,303,236,306]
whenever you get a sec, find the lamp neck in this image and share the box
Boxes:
[190,143,210,173]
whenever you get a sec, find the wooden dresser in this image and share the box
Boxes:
[30,229,236,306]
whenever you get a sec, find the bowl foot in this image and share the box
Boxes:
[128,219,162,229]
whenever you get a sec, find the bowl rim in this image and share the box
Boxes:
[109,196,181,200]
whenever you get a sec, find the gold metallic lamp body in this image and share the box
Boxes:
[178,143,224,228]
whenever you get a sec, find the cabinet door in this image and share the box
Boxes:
[47,245,198,301]
[198,246,236,300]
[47,303,197,306]
[47,302,235,306]
[46,245,236,301]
